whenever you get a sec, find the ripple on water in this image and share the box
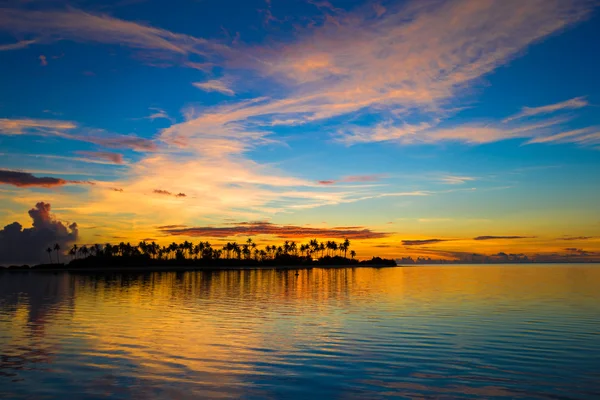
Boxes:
[0,265,599,399]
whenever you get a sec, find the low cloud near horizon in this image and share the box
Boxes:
[0,202,79,265]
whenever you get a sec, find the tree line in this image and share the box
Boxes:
[58,238,358,264]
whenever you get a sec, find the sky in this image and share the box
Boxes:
[1,0,600,264]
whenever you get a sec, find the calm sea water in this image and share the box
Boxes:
[1,265,599,399]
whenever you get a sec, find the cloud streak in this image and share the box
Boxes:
[504,97,589,122]
[0,118,157,151]
[0,7,229,63]
[193,79,235,96]
[402,239,448,246]
[473,236,531,241]
[160,221,390,239]
[0,170,95,188]
[76,151,124,164]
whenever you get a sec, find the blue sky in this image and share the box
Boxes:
[1,0,600,262]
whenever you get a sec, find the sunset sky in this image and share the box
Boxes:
[1,0,599,263]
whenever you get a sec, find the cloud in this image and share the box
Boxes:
[0,202,78,265]
[0,170,95,188]
[402,239,447,246]
[440,176,475,185]
[317,175,383,185]
[0,170,67,188]
[110,187,124,192]
[193,79,235,96]
[0,118,76,135]
[504,97,589,122]
[473,236,531,241]
[160,221,390,239]
[0,8,228,63]
[0,38,37,51]
[560,236,593,241]
[76,151,124,164]
[0,118,157,151]
[143,107,173,122]
[84,133,157,152]
[39,54,47,66]
[526,128,600,145]
[152,189,187,198]
[337,114,600,148]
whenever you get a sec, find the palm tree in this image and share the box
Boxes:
[53,243,61,263]
[79,245,89,259]
[343,238,350,258]
[72,244,78,259]
[46,247,53,263]
[350,250,356,259]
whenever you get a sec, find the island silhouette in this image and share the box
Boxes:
[7,238,396,270]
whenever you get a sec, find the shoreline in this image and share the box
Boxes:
[0,264,399,273]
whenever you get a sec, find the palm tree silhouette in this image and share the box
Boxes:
[350,250,356,259]
[54,243,61,263]
[343,238,350,258]
[46,247,53,264]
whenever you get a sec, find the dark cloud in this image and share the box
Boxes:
[473,236,531,241]
[160,221,390,239]
[76,150,124,164]
[0,170,94,188]
[402,239,447,246]
[318,180,336,185]
[110,187,124,192]
[560,236,593,241]
[0,202,78,265]
[0,169,66,187]
[156,224,187,229]
[153,189,186,198]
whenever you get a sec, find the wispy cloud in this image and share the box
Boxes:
[317,175,384,185]
[76,151,124,164]
[440,176,475,185]
[160,221,390,239]
[193,79,235,96]
[504,97,589,122]
[0,118,76,135]
[0,8,229,63]
[0,118,156,151]
[402,239,448,246]
[142,107,174,122]
[0,38,37,51]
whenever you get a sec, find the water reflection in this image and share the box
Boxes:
[1,266,599,399]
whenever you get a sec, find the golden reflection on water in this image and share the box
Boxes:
[1,265,600,399]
